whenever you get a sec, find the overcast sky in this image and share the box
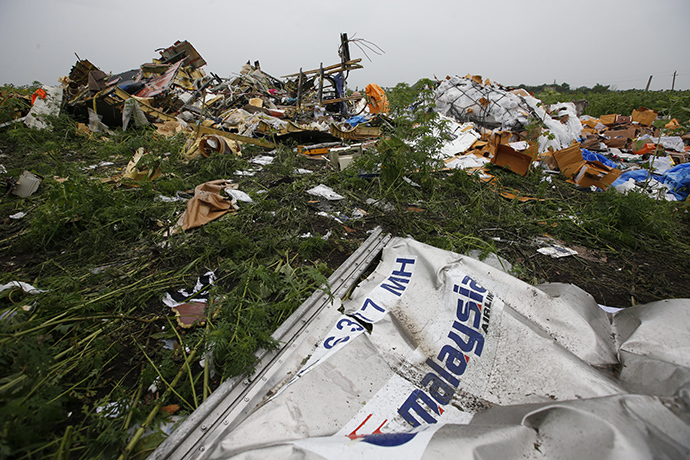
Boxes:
[2,0,689,92]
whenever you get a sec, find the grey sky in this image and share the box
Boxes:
[2,0,689,91]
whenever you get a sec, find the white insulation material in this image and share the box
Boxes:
[434,76,582,153]
[164,237,690,460]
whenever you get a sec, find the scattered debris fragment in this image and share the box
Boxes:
[537,244,578,258]
[176,180,240,231]
[0,281,46,295]
[24,85,63,130]
[307,184,345,200]
[12,170,41,197]
[162,271,216,327]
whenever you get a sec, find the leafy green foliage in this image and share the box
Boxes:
[356,79,450,191]
[0,82,41,124]
[530,85,690,121]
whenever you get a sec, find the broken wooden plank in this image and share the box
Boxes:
[194,125,276,149]
[281,59,363,78]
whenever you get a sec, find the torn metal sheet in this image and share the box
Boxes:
[158,40,207,69]
[135,61,184,98]
[151,227,392,460]
[152,236,690,459]
[24,85,63,130]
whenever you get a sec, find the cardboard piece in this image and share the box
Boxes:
[602,137,627,149]
[580,134,602,151]
[499,186,545,202]
[123,148,162,181]
[553,144,621,189]
[599,114,618,126]
[553,144,585,178]
[471,140,488,151]
[632,107,658,126]
[572,162,622,189]
[492,131,520,145]
[153,121,182,137]
[490,143,535,176]
[539,151,559,171]
[482,131,521,157]
[603,127,636,148]
[669,152,688,164]
[583,118,601,129]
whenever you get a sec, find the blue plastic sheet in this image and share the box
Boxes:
[611,163,690,201]
[346,115,368,127]
[612,170,660,187]
[581,149,617,169]
[663,163,690,200]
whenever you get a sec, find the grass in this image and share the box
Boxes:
[1,83,689,458]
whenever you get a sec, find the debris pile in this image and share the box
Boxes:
[56,36,388,160]
[434,75,690,201]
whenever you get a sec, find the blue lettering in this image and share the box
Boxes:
[324,336,349,349]
[467,279,487,293]
[360,297,385,314]
[398,390,439,427]
[380,276,410,297]
[391,258,415,277]
[425,357,459,387]
[336,317,364,333]
[456,299,481,329]
[448,321,484,356]
[453,283,485,304]
[421,372,454,406]
[438,345,468,376]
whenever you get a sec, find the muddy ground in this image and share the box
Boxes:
[509,242,690,307]
[309,214,690,309]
